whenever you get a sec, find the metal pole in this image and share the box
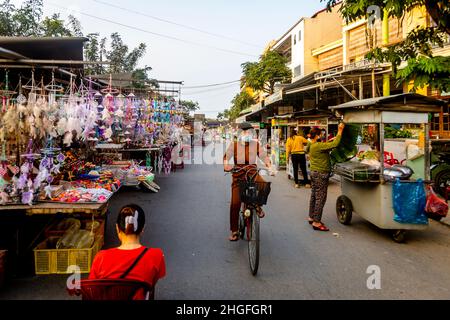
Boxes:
[424,123,430,181]
[0,59,110,65]
[359,76,363,100]
[379,123,385,184]
[382,8,390,97]
[372,68,376,98]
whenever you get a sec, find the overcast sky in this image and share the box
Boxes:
[13,0,326,117]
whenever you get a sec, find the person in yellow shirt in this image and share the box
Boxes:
[286,127,310,188]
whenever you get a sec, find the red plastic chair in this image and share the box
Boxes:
[384,152,399,166]
[68,279,155,300]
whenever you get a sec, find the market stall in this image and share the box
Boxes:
[270,116,296,170]
[329,93,445,242]
[0,69,185,275]
[286,109,339,180]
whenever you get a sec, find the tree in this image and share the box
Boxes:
[0,0,17,36]
[0,1,82,37]
[13,0,43,36]
[106,32,147,74]
[84,33,103,75]
[227,91,256,121]
[132,66,159,89]
[40,13,72,37]
[324,0,450,92]
[241,51,292,95]
[180,100,200,113]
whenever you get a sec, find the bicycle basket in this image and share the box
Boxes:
[238,181,271,206]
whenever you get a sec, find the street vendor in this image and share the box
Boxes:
[89,204,166,299]
[307,122,345,231]
[286,127,310,188]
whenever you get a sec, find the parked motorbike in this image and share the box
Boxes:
[431,152,450,200]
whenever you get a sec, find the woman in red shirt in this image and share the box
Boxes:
[89,204,166,299]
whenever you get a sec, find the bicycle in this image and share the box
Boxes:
[226,165,272,276]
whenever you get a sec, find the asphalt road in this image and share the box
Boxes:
[1,147,450,300]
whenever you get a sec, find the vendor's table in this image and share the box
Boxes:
[0,202,108,216]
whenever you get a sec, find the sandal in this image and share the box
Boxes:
[228,232,239,241]
[312,223,330,232]
[308,219,314,225]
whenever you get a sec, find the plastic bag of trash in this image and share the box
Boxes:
[392,179,428,225]
[425,186,449,218]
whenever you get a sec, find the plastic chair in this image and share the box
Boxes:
[68,279,155,300]
[384,152,399,166]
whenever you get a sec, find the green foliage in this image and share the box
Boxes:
[0,0,81,37]
[323,0,450,92]
[397,56,450,92]
[385,126,413,138]
[241,51,292,94]
[180,100,200,114]
[131,66,158,89]
[41,13,72,37]
[228,91,255,121]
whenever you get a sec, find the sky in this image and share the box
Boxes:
[13,0,326,118]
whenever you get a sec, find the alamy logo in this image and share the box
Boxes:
[367,5,381,28]
[366,265,381,290]
[66,265,81,290]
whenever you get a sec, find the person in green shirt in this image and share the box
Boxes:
[306,123,345,231]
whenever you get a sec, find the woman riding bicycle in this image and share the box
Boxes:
[223,122,272,242]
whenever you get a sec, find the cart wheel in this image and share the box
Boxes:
[392,230,406,243]
[336,195,353,225]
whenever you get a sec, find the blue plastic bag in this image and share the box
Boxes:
[392,179,428,225]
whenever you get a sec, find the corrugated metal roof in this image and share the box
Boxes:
[0,37,87,62]
[329,93,446,111]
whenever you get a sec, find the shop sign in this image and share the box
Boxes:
[298,119,328,126]
[251,102,263,112]
[272,118,289,126]
[265,90,283,106]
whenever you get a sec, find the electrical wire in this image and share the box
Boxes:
[93,0,262,49]
[182,80,241,89]
[181,83,239,95]
[47,2,258,58]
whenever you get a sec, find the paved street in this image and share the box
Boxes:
[1,147,450,300]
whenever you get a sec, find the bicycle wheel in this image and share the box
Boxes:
[247,209,260,276]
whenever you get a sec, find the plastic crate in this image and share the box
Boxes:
[45,219,105,238]
[33,235,104,275]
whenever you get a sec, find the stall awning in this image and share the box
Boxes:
[329,93,446,112]
[284,72,318,96]
[245,107,266,122]
[294,108,339,120]
[239,107,253,116]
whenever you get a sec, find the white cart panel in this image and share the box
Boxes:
[341,179,428,230]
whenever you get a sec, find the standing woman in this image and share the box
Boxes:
[307,123,345,231]
[286,127,310,188]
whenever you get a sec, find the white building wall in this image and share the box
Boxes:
[290,20,305,82]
